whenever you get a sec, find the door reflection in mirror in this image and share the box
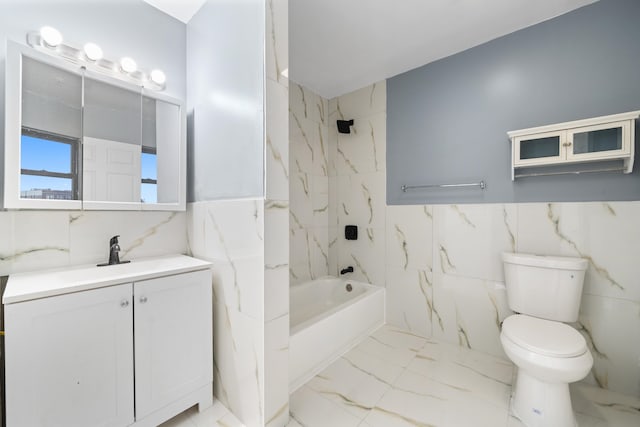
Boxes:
[83,77,142,203]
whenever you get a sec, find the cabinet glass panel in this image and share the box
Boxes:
[572,127,622,154]
[519,136,560,160]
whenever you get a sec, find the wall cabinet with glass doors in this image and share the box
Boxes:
[3,40,186,210]
[508,111,639,180]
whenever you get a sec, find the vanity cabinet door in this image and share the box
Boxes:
[4,283,134,427]
[133,270,212,419]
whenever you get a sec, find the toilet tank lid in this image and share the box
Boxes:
[502,315,587,358]
[502,252,588,271]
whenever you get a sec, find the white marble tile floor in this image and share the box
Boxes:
[158,400,244,427]
[156,324,640,427]
[288,325,640,427]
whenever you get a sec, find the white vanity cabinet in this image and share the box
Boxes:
[508,111,639,179]
[3,255,212,427]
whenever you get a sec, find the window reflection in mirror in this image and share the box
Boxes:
[141,148,157,203]
[142,96,180,205]
[20,131,79,200]
[20,57,81,200]
[142,96,158,204]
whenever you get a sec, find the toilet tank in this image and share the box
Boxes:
[502,252,588,322]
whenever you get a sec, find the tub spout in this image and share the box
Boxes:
[340,266,354,275]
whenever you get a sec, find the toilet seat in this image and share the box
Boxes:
[502,315,587,358]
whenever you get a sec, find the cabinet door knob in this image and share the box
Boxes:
[120,299,130,308]
[563,142,572,147]
[139,296,148,304]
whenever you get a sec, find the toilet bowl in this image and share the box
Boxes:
[501,253,592,427]
[501,315,593,427]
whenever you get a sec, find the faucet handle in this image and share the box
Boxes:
[109,235,120,246]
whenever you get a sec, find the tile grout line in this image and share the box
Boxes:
[357,330,428,425]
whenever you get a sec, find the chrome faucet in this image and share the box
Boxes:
[108,235,121,265]
[340,266,354,275]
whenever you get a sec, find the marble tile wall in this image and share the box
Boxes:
[264,0,289,425]
[0,210,187,276]
[187,199,265,427]
[289,82,330,284]
[290,80,387,286]
[328,82,387,286]
[385,201,640,397]
[517,202,640,396]
[264,198,289,427]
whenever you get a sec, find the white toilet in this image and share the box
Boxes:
[500,252,593,427]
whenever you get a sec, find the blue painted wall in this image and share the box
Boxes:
[387,0,640,204]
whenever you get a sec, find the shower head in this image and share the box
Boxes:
[337,119,354,134]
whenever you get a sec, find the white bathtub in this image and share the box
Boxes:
[289,276,385,392]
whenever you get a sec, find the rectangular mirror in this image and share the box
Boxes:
[4,41,186,211]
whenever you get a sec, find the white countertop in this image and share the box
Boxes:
[3,254,212,304]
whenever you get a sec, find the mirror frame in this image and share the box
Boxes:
[3,40,186,211]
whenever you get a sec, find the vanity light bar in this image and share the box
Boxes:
[26,26,167,91]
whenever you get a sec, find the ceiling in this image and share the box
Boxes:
[143,0,597,99]
[290,0,597,98]
[142,0,206,24]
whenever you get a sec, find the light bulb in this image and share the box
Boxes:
[83,43,103,61]
[40,26,62,47]
[150,69,166,85]
[120,57,137,73]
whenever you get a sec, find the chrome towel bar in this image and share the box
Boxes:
[514,167,625,179]
[401,180,486,192]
